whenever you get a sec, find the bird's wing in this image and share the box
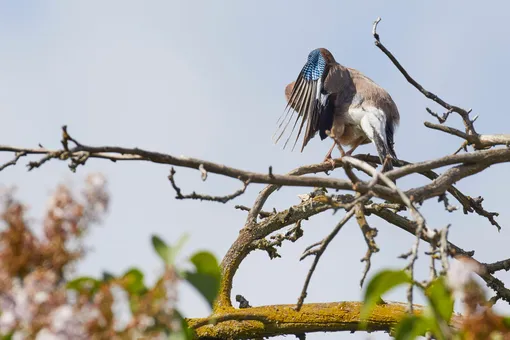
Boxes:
[274,64,352,152]
[349,68,399,169]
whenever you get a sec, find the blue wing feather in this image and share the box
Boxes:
[275,49,332,151]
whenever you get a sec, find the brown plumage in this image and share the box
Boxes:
[276,48,399,171]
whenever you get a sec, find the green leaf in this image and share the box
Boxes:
[184,272,220,308]
[66,276,101,294]
[152,235,171,263]
[189,251,220,279]
[393,315,431,340]
[425,276,454,323]
[151,234,189,266]
[183,251,221,308]
[128,295,141,315]
[502,317,510,328]
[360,270,411,321]
[121,268,146,295]
[0,332,13,340]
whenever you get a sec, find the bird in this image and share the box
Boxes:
[273,48,399,171]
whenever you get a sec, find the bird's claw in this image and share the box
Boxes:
[323,156,337,170]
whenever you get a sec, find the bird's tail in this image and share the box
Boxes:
[372,133,395,173]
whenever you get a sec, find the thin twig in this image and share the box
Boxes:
[168,167,249,203]
[296,207,358,311]
[453,141,469,155]
[466,196,500,231]
[356,205,379,287]
[426,108,452,124]
[488,294,502,307]
[252,220,304,259]
[439,226,450,275]
[485,258,510,274]
[429,244,437,281]
[369,207,510,303]
[341,156,427,311]
[218,193,359,308]
[0,151,26,171]
[355,153,498,226]
[0,126,508,225]
[235,205,275,219]
[372,17,476,135]
[424,121,469,140]
[438,193,457,212]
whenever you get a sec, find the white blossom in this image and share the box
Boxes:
[446,256,485,293]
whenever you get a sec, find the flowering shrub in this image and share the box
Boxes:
[362,257,510,339]
[0,174,219,340]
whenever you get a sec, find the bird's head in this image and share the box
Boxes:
[302,48,335,81]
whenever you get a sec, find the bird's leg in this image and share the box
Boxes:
[323,141,337,160]
[336,143,346,157]
[344,138,363,156]
[323,140,338,169]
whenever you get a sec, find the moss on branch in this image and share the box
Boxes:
[187,301,423,339]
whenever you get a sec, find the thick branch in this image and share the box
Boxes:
[0,139,400,202]
[216,194,357,308]
[188,302,424,339]
[3,128,505,310]
[217,151,503,307]
[245,161,347,225]
[2,127,510,215]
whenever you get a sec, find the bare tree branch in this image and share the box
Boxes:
[355,153,498,227]
[368,207,510,303]
[424,121,510,150]
[356,205,379,287]
[235,205,275,219]
[485,258,510,274]
[167,167,249,203]
[342,156,426,312]
[252,220,304,259]
[188,301,434,339]
[424,121,470,140]
[0,127,507,226]
[372,17,476,135]
[0,151,26,171]
[296,206,358,310]
[2,16,510,340]
[426,108,453,124]
[216,192,359,308]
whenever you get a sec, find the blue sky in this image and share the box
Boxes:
[1,1,510,339]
